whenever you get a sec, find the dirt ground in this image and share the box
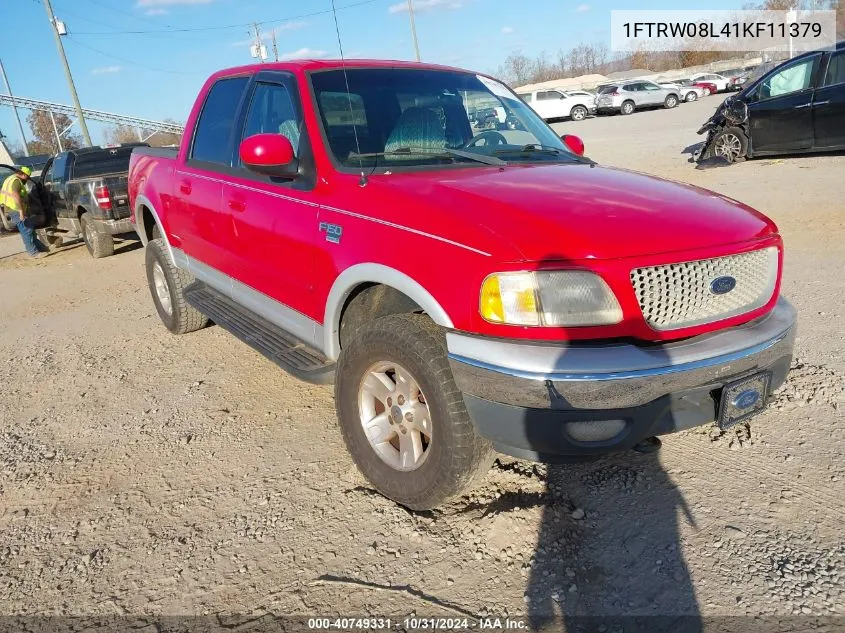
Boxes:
[1,97,844,629]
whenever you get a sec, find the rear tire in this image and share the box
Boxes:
[685,91,698,102]
[335,314,493,510]
[664,94,679,109]
[81,213,114,258]
[621,100,635,115]
[145,238,208,335]
[570,105,588,121]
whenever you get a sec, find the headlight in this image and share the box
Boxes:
[480,271,623,327]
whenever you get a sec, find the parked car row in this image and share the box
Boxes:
[517,65,769,121]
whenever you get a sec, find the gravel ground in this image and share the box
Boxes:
[1,98,844,628]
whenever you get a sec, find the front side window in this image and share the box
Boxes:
[760,56,818,99]
[310,68,583,170]
[49,155,68,184]
[242,81,302,158]
[537,91,563,100]
[191,76,249,165]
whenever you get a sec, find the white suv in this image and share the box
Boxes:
[516,89,596,122]
[595,81,680,115]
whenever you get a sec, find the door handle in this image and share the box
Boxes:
[179,181,192,195]
[813,100,831,106]
[793,103,813,109]
[228,199,246,212]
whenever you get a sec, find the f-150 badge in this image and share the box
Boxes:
[319,222,343,244]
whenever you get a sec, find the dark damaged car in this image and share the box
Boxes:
[697,40,845,163]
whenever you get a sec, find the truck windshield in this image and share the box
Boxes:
[72,148,135,180]
[309,68,582,169]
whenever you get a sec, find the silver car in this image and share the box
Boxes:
[595,80,680,115]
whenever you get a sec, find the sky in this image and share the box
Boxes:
[0,0,747,149]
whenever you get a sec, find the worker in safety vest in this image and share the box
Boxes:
[0,166,48,258]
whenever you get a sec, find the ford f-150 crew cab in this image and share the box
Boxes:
[129,60,796,510]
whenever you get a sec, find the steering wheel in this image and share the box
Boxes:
[465,130,507,148]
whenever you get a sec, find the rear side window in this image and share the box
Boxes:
[537,91,562,100]
[824,51,845,87]
[516,93,532,101]
[191,76,249,165]
[597,85,618,94]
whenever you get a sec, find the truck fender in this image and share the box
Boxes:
[323,263,454,360]
[134,195,178,266]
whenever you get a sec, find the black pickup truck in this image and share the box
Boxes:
[0,144,148,257]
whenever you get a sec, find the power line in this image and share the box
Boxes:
[81,0,177,29]
[68,0,384,36]
[65,36,206,76]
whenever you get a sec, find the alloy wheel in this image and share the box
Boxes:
[152,261,173,316]
[714,132,743,161]
[358,361,432,472]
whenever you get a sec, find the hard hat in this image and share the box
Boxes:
[18,166,32,176]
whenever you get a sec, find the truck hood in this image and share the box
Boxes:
[371,163,777,261]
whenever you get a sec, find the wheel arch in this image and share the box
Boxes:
[134,195,176,264]
[324,264,454,360]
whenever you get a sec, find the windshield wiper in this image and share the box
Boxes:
[493,144,594,164]
[493,143,563,155]
[348,146,505,167]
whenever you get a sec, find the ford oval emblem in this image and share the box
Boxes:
[732,389,761,410]
[710,275,737,295]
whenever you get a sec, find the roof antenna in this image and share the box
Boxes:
[330,0,367,187]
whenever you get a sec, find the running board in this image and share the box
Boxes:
[183,282,336,385]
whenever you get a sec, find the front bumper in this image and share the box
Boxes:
[448,298,796,462]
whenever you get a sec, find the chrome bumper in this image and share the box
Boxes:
[447,298,796,411]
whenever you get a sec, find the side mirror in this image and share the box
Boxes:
[239,133,298,178]
[561,134,585,157]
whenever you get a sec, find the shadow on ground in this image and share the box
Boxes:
[523,452,702,632]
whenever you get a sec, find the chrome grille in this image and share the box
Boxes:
[631,247,779,331]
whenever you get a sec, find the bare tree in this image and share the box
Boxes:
[105,120,182,147]
[497,52,538,86]
[26,110,83,155]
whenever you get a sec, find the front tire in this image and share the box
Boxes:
[145,238,208,334]
[81,213,114,258]
[685,91,698,102]
[712,126,748,162]
[570,105,588,121]
[335,314,493,510]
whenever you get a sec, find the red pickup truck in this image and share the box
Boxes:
[129,60,796,510]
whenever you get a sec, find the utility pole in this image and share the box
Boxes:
[0,59,29,156]
[271,29,279,62]
[407,0,421,61]
[250,22,267,63]
[43,0,92,146]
